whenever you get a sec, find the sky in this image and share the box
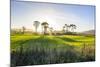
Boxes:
[11,0,95,32]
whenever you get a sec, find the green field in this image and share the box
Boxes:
[11,34,95,66]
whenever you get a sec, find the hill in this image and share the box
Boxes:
[81,30,95,35]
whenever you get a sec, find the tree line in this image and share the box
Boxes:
[12,21,77,35]
[33,21,77,35]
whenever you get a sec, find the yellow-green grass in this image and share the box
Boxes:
[11,34,95,52]
[11,34,95,66]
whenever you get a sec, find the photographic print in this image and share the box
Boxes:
[11,0,95,67]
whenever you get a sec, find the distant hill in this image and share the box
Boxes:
[81,30,95,35]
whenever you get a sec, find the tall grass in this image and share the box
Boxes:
[11,35,95,67]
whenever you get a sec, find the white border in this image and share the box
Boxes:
[23,0,95,5]
[0,0,99,67]
[0,0,10,67]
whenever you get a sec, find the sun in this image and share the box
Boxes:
[37,15,55,24]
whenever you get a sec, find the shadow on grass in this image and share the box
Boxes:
[56,36,78,42]
[11,35,95,67]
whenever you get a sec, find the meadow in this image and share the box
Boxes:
[11,1,95,66]
[11,34,95,66]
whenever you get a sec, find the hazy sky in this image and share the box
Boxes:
[11,0,95,32]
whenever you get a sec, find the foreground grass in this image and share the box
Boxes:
[11,34,95,66]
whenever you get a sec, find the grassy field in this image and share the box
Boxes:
[11,34,95,66]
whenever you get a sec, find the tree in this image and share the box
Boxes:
[41,22,49,34]
[68,25,71,32]
[65,24,69,33]
[63,26,65,33]
[33,21,40,33]
[22,26,26,34]
[49,27,53,35]
[70,24,76,32]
